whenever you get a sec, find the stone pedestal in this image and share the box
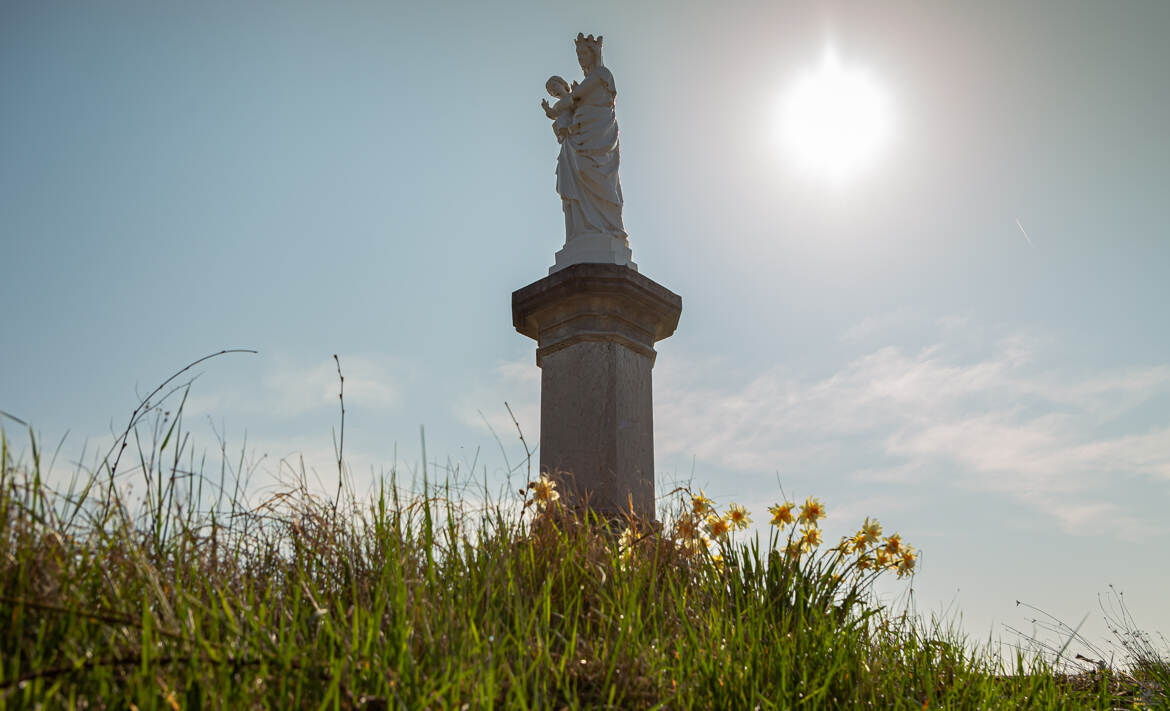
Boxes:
[512,263,681,520]
[550,234,638,274]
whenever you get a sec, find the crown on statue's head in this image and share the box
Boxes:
[575,33,604,53]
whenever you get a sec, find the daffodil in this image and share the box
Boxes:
[691,490,714,516]
[726,503,751,531]
[680,535,707,556]
[883,533,903,556]
[675,514,701,541]
[861,517,882,545]
[798,496,827,526]
[849,531,869,554]
[710,552,725,572]
[618,526,636,567]
[530,474,560,507]
[897,546,917,577]
[706,514,731,540]
[800,526,823,551]
[769,501,796,527]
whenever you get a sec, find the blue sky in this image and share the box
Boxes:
[3,1,1168,658]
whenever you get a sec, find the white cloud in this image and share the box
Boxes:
[186,354,400,419]
[261,356,397,416]
[655,329,1170,539]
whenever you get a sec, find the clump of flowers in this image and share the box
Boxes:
[823,516,919,579]
[772,497,828,558]
[671,491,920,580]
[669,490,751,559]
[660,489,916,581]
[665,491,715,557]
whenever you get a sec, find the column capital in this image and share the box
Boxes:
[512,263,682,366]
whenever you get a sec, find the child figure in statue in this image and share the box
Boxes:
[542,75,575,144]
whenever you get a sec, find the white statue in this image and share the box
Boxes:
[541,33,635,273]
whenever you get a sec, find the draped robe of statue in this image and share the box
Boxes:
[556,65,627,242]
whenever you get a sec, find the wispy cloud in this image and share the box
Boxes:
[655,328,1170,539]
[186,354,400,419]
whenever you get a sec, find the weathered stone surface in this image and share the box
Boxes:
[512,263,681,520]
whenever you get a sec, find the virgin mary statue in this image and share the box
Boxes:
[542,33,635,273]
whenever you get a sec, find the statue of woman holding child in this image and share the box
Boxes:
[541,34,632,269]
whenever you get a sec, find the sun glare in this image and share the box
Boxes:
[777,49,892,185]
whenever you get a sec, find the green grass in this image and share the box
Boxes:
[1,391,1165,709]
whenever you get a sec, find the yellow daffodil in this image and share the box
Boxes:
[710,552,725,572]
[897,546,917,577]
[675,515,701,541]
[618,526,636,567]
[798,496,827,525]
[883,533,903,556]
[706,514,731,540]
[849,531,869,554]
[857,555,874,571]
[678,535,704,556]
[726,503,752,531]
[691,490,714,515]
[530,474,560,507]
[768,501,796,527]
[800,526,823,551]
[861,517,882,544]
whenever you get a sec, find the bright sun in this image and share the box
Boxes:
[777,49,892,184]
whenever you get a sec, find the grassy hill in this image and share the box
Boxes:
[1,397,1165,709]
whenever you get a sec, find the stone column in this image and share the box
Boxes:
[512,263,682,521]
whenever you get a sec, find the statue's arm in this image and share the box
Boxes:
[570,74,598,103]
[594,66,616,96]
[570,69,616,104]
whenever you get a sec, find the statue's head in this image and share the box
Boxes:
[575,33,603,73]
[545,75,571,99]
